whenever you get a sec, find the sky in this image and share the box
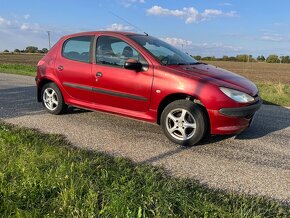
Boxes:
[1,0,290,57]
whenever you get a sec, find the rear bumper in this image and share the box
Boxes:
[208,100,262,135]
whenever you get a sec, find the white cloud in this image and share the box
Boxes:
[121,0,145,7]
[0,16,11,26]
[20,22,43,33]
[160,37,192,46]
[193,42,242,52]
[225,11,237,17]
[189,42,243,57]
[147,5,237,23]
[105,23,133,31]
[0,15,41,33]
[147,6,184,16]
[24,14,31,19]
[261,35,283,42]
[159,35,243,56]
[260,33,290,42]
[20,23,29,30]
[219,2,232,6]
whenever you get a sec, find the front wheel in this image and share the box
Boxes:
[161,100,207,146]
[41,83,67,115]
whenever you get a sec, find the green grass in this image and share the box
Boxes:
[257,83,290,106]
[0,63,36,76]
[0,123,289,217]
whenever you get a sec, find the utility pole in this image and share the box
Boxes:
[47,31,51,50]
[280,54,283,64]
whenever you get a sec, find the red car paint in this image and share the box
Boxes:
[36,31,262,135]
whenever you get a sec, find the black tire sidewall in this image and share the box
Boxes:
[161,100,207,146]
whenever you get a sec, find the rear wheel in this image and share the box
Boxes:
[161,100,207,146]
[41,83,67,115]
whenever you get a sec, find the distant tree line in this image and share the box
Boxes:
[2,46,48,54]
[191,54,290,64]
[2,47,290,64]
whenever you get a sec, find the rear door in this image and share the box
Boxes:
[55,35,94,103]
[92,35,153,112]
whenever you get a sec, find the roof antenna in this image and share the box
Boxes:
[109,11,149,36]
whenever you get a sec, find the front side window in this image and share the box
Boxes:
[62,36,92,63]
[96,36,148,67]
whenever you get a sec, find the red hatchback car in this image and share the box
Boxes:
[36,31,262,146]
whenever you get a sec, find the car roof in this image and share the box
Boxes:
[63,31,146,38]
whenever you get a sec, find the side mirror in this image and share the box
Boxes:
[124,59,143,71]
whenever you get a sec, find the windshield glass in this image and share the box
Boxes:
[129,35,198,65]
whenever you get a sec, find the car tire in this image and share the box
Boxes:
[41,82,67,115]
[161,99,207,146]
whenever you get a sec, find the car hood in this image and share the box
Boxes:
[164,64,258,96]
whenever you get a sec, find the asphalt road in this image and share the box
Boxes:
[1,73,290,203]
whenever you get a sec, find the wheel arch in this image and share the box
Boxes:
[37,78,56,102]
[156,93,210,129]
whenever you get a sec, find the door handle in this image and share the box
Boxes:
[96,72,103,77]
[58,65,64,71]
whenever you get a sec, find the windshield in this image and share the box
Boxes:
[129,35,198,65]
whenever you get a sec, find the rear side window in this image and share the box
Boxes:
[62,36,92,63]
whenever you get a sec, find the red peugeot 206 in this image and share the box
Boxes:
[36,31,262,146]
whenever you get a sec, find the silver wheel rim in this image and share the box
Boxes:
[166,108,197,141]
[43,88,58,111]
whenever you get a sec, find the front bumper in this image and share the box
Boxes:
[208,99,262,135]
[219,100,262,117]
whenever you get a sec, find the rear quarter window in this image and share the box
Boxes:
[62,36,92,63]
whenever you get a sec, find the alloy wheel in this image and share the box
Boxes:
[166,108,197,140]
[43,88,59,111]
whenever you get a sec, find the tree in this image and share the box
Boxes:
[222,56,229,61]
[14,49,21,53]
[266,54,279,63]
[25,46,38,53]
[201,56,216,61]
[42,48,48,53]
[235,54,255,62]
[192,55,201,60]
[257,55,265,62]
[228,56,237,61]
[281,56,290,64]
[236,54,248,62]
[3,49,9,53]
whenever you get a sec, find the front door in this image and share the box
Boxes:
[92,35,153,112]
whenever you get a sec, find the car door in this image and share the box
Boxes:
[92,35,153,112]
[55,35,94,103]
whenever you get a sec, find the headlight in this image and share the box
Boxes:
[219,87,254,103]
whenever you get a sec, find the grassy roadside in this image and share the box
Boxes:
[257,82,290,106]
[0,63,36,76]
[0,122,289,217]
[0,63,289,106]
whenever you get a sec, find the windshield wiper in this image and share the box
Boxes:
[189,62,208,65]
[167,63,192,65]
[166,62,208,66]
